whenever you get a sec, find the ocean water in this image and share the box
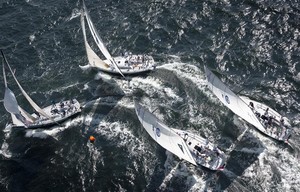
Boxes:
[0,0,300,191]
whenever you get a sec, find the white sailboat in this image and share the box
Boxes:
[134,101,227,171]
[2,51,81,129]
[80,0,156,77]
[204,66,292,142]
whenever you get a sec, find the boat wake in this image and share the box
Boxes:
[24,116,82,139]
[0,125,13,158]
[79,64,92,71]
[0,58,298,191]
[118,61,300,191]
[158,151,207,192]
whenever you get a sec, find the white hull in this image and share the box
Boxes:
[134,101,226,171]
[204,66,292,143]
[81,1,156,76]
[94,55,156,75]
[240,96,292,142]
[10,99,81,129]
[172,128,227,170]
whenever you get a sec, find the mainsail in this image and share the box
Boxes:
[204,66,265,131]
[81,11,108,69]
[134,101,197,165]
[1,51,53,121]
[82,0,125,78]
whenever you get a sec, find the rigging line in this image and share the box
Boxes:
[2,57,8,88]
[1,50,61,127]
[151,107,158,114]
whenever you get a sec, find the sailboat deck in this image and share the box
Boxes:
[81,2,156,76]
[240,96,292,142]
[101,55,156,74]
[11,99,81,129]
[172,128,226,170]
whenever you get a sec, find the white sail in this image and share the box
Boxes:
[2,53,53,121]
[2,51,81,129]
[134,101,197,165]
[81,11,109,69]
[4,87,20,115]
[204,66,265,131]
[82,0,125,78]
[3,64,33,126]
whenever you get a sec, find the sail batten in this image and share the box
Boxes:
[82,0,125,78]
[204,66,265,131]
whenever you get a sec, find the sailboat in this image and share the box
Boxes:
[134,101,227,171]
[80,0,156,77]
[204,66,292,142]
[2,51,81,129]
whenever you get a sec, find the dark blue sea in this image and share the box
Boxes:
[0,0,300,191]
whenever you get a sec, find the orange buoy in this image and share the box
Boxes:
[89,136,96,143]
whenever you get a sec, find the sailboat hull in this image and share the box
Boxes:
[239,96,292,142]
[134,101,227,171]
[204,66,292,143]
[94,66,155,75]
[81,1,156,76]
[172,128,227,171]
[10,99,81,129]
[88,55,156,75]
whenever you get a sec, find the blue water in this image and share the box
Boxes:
[0,0,299,191]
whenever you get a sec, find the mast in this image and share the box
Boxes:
[204,66,265,131]
[134,101,197,165]
[81,10,108,68]
[1,50,57,124]
[3,60,34,126]
[82,0,125,78]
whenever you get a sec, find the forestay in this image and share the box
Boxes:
[82,0,125,78]
[134,101,197,165]
[204,66,265,132]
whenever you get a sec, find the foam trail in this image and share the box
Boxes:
[68,8,81,21]
[79,64,92,71]
[159,151,207,191]
[95,72,112,81]
[0,125,13,158]
[24,116,82,139]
